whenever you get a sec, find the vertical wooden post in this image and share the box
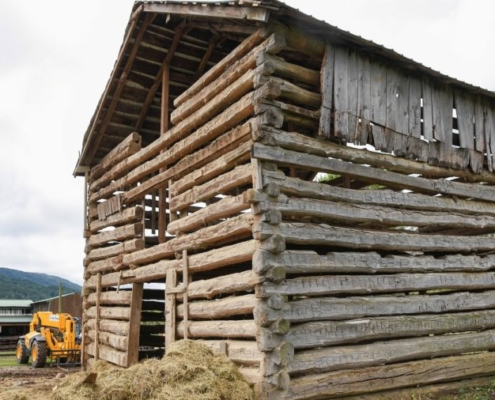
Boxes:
[83,170,90,233]
[158,63,170,244]
[127,282,143,366]
[319,43,334,139]
[165,269,177,348]
[95,273,101,361]
[182,250,189,340]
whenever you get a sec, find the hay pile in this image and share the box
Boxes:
[1,340,254,400]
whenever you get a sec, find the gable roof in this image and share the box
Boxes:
[75,0,495,175]
[0,299,32,308]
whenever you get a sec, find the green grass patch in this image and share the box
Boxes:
[0,351,19,368]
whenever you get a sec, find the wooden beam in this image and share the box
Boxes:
[127,283,143,366]
[165,269,177,347]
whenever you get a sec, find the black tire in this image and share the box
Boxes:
[31,340,47,368]
[16,340,29,364]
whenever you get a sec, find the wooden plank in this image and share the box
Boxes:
[86,306,131,320]
[90,132,141,182]
[422,77,434,141]
[88,223,143,248]
[261,171,495,215]
[259,272,495,298]
[284,310,495,350]
[432,83,453,144]
[252,143,495,201]
[169,140,252,197]
[167,193,250,234]
[176,320,257,338]
[86,255,124,275]
[255,290,495,325]
[165,269,177,347]
[172,33,285,123]
[86,343,127,368]
[186,270,262,300]
[177,294,257,319]
[123,215,253,267]
[319,43,334,139]
[385,66,401,132]
[370,60,387,127]
[455,90,475,150]
[254,196,495,230]
[127,283,143,366]
[169,163,252,212]
[255,249,495,276]
[333,46,348,141]
[86,239,144,262]
[88,330,128,352]
[474,95,485,153]
[290,329,495,375]
[487,99,495,172]
[255,222,495,253]
[408,75,422,138]
[87,290,132,306]
[347,49,360,143]
[89,206,143,233]
[287,352,495,399]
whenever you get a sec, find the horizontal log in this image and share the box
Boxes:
[177,320,257,338]
[88,329,128,351]
[85,342,127,368]
[86,240,256,288]
[85,318,129,336]
[90,132,141,182]
[287,352,495,399]
[168,193,250,234]
[259,272,495,298]
[290,329,495,375]
[255,76,321,109]
[170,140,252,197]
[89,206,143,233]
[255,222,495,253]
[255,290,495,324]
[284,310,495,350]
[187,270,261,300]
[177,294,257,319]
[256,52,319,87]
[262,171,495,217]
[256,127,495,184]
[87,290,132,306]
[124,213,253,267]
[252,143,495,202]
[170,163,253,212]
[254,196,495,230]
[202,340,261,366]
[255,250,495,275]
[86,306,131,321]
[86,239,144,262]
[88,223,143,248]
[86,255,124,275]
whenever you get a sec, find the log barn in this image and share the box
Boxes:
[74,1,495,398]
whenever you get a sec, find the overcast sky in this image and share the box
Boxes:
[0,0,494,286]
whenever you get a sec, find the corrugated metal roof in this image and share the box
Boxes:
[0,300,32,308]
[30,292,79,305]
[0,315,32,324]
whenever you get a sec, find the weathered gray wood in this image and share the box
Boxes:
[261,171,495,215]
[370,60,387,127]
[127,283,143,366]
[386,66,402,133]
[88,223,143,248]
[408,75,422,138]
[455,90,475,150]
[86,306,131,321]
[165,269,177,347]
[255,249,495,275]
[474,95,485,153]
[176,320,257,338]
[86,318,129,336]
[287,352,495,399]
[86,239,144,262]
[347,50,359,143]
[432,83,453,144]
[319,43,334,139]
[169,163,252,212]
[254,196,495,230]
[257,52,319,87]
[290,329,495,375]
[177,294,256,319]
[255,222,495,253]
[186,270,261,300]
[255,76,321,109]
[356,54,371,144]
[252,143,495,201]
[422,77,434,141]
[86,255,124,275]
[333,46,348,141]
[259,272,495,298]
[124,214,253,267]
[255,290,495,325]
[285,310,495,350]
[170,140,252,197]
[89,206,143,233]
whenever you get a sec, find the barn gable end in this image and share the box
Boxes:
[76,1,495,399]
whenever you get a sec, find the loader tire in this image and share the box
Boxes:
[16,340,29,364]
[31,340,47,368]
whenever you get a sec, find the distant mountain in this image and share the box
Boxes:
[0,268,81,301]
